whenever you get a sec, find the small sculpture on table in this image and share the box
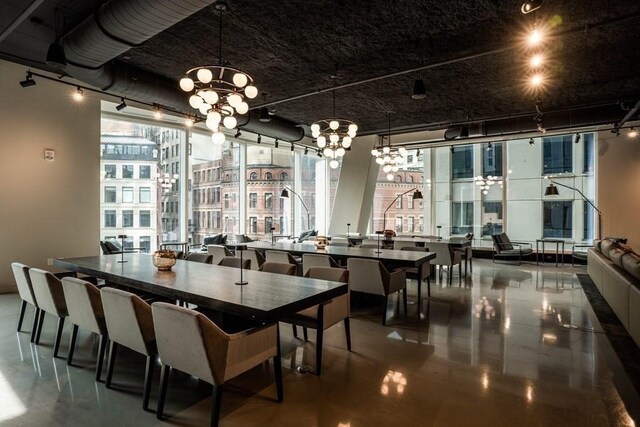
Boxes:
[314,236,328,250]
[152,250,177,271]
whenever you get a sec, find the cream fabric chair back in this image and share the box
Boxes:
[260,262,297,276]
[29,268,67,317]
[12,262,37,306]
[330,237,350,246]
[346,258,386,296]
[427,241,455,265]
[361,239,381,246]
[302,254,338,275]
[265,250,297,264]
[245,249,265,271]
[62,277,106,335]
[152,302,227,384]
[207,245,233,265]
[100,287,155,356]
[393,240,417,250]
[218,256,251,269]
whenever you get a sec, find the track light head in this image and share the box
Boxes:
[257,134,262,144]
[72,87,84,102]
[304,147,309,155]
[574,133,581,144]
[234,130,242,138]
[19,72,36,87]
[629,127,638,138]
[116,98,127,111]
[411,78,426,100]
[521,0,542,14]
[529,138,535,146]
[274,138,279,148]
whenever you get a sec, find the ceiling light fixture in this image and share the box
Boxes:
[411,78,426,100]
[72,87,84,102]
[178,2,257,145]
[574,133,581,144]
[46,9,67,67]
[257,134,262,144]
[19,72,36,88]
[529,137,535,146]
[185,117,194,127]
[304,147,309,155]
[371,113,407,181]
[521,0,542,14]
[629,127,638,138]
[234,130,242,138]
[528,28,543,46]
[275,139,279,149]
[116,98,127,111]
[529,53,544,68]
[311,74,358,169]
[487,142,493,151]
[153,106,162,120]
[474,175,503,195]
[259,106,271,122]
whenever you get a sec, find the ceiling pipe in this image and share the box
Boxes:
[236,110,305,142]
[0,0,47,44]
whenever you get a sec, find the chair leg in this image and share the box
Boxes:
[67,324,79,366]
[95,334,108,382]
[292,324,298,339]
[142,355,154,411]
[315,328,324,376]
[469,257,473,273]
[53,316,66,358]
[17,300,27,332]
[402,289,408,316]
[274,323,283,402]
[105,341,119,388]
[303,327,308,342]
[344,318,352,351]
[35,310,45,344]
[211,384,224,427]
[30,309,41,343]
[458,263,462,283]
[381,295,388,326]
[157,365,171,420]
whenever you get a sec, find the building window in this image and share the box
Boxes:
[481,201,503,236]
[584,200,594,241]
[140,210,151,227]
[122,187,134,203]
[543,135,573,174]
[408,195,414,209]
[583,133,594,173]
[123,210,134,227]
[395,216,403,233]
[279,216,285,232]
[408,216,415,232]
[104,210,116,227]
[104,164,116,179]
[451,145,474,180]
[452,201,473,234]
[482,142,503,177]
[249,217,258,234]
[249,172,258,180]
[139,165,151,179]
[395,194,403,209]
[280,172,288,181]
[122,165,134,178]
[543,201,573,238]
[139,236,151,253]
[265,216,273,233]
[265,193,273,209]
[139,187,151,203]
[224,194,229,209]
[395,175,402,183]
[249,192,257,208]
[265,172,273,180]
[104,186,116,203]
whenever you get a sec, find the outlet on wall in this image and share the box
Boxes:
[47,258,53,266]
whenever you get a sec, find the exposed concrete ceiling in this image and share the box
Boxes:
[2,0,640,135]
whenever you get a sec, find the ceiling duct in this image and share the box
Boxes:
[236,110,305,142]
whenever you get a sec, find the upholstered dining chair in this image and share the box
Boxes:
[301,253,340,275]
[28,268,68,357]
[282,267,350,375]
[393,240,418,250]
[491,233,533,265]
[100,287,157,411]
[218,256,251,269]
[245,248,266,271]
[62,277,108,381]
[207,245,233,265]
[329,237,351,247]
[427,241,463,284]
[11,262,39,338]
[259,262,297,276]
[185,252,214,264]
[265,250,300,274]
[396,246,432,285]
[346,258,407,325]
[152,302,282,427]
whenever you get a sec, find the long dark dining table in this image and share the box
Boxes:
[245,241,436,304]
[54,254,347,322]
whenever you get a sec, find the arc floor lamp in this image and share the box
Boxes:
[383,188,423,232]
[544,178,602,240]
[280,186,311,231]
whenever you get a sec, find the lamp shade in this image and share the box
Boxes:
[280,188,289,198]
[544,183,559,196]
[412,190,423,200]
[46,40,67,66]
[411,78,427,99]
[259,107,271,123]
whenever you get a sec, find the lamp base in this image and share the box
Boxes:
[117,260,128,263]
[235,281,248,286]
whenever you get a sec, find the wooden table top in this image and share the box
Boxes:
[54,255,347,321]
[245,242,436,266]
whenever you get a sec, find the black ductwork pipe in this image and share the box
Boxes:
[237,110,305,142]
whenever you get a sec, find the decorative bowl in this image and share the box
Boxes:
[152,250,177,271]
[314,236,328,249]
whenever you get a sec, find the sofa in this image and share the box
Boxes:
[587,238,640,347]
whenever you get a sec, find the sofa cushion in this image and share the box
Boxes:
[105,241,122,253]
[610,246,629,268]
[593,239,602,252]
[600,239,616,260]
[622,252,640,281]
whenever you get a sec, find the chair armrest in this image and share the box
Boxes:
[510,242,532,247]
[572,244,593,249]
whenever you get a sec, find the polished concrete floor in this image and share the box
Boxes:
[0,259,637,426]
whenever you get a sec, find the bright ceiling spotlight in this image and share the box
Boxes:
[185,117,194,127]
[629,127,638,138]
[153,107,162,120]
[529,53,544,68]
[528,28,543,46]
[521,0,542,14]
[72,87,84,102]
[529,73,544,88]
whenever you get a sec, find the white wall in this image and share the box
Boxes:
[0,60,100,291]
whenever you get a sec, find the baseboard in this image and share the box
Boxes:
[0,283,17,294]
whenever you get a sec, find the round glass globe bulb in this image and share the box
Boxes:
[329,120,339,130]
[382,146,390,154]
[383,155,391,162]
[387,173,394,181]
[233,73,248,87]
[222,105,234,115]
[329,133,339,143]
[342,136,352,148]
[336,147,346,157]
[323,148,333,157]
[312,130,320,138]
[376,157,385,165]
[348,123,358,133]
[212,131,225,145]
[198,103,211,115]
[223,116,237,129]
[201,90,219,105]
[197,68,213,83]
[317,136,327,148]
[311,123,320,133]
[348,130,357,138]
[179,77,194,92]
[371,149,379,156]
[236,102,249,115]
[329,159,339,169]
[208,111,221,123]
[189,95,203,109]
[244,85,258,99]
[383,165,392,173]
[227,93,242,108]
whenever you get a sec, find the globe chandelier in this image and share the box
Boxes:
[311,88,358,169]
[371,114,407,181]
[159,173,179,193]
[178,2,257,145]
[474,175,503,194]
